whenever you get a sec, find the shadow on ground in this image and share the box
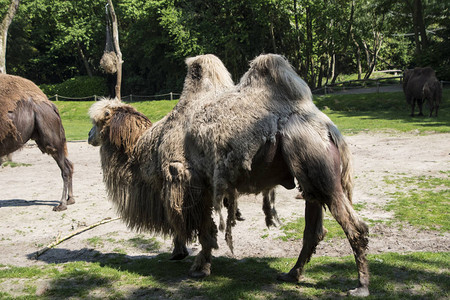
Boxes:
[27,247,449,299]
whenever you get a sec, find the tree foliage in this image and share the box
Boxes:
[4,0,449,94]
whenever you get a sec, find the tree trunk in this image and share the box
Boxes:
[305,4,314,86]
[107,0,123,100]
[363,32,383,79]
[293,0,302,74]
[78,43,93,77]
[408,0,427,54]
[0,0,20,74]
[330,53,337,84]
[414,0,427,51]
[270,22,277,53]
[352,32,362,80]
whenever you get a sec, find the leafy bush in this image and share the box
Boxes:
[40,76,108,98]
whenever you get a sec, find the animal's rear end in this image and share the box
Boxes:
[0,74,74,211]
[423,79,442,117]
[280,116,369,296]
[247,54,369,295]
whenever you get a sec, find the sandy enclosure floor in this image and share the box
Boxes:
[0,132,449,267]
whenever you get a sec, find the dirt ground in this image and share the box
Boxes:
[0,132,449,268]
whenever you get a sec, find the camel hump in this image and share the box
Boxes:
[416,67,436,77]
[184,54,234,90]
[239,54,312,101]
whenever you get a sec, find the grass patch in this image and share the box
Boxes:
[384,173,450,232]
[0,252,448,299]
[84,234,162,253]
[315,90,450,134]
[54,90,449,141]
[279,212,347,242]
[1,161,32,168]
[54,100,178,141]
[128,235,161,252]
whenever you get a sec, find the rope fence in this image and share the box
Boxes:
[48,92,181,102]
[47,76,449,101]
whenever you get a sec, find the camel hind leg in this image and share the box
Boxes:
[51,152,74,211]
[32,101,74,211]
[280,116,369,296]
[327,192,369,296]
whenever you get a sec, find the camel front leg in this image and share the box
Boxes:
[417,98,424,116]
[170,235,189,260]
[262,189,279,227]
[189,205,218,278]
[410,98,416,116]
[278,201,327,282]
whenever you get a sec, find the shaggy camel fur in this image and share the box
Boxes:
[89,54,235,259]
[0,73,74,211]
[182,54,368,296]
[89,54,369,297]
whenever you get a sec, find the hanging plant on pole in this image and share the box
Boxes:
[100,0,122,100]
[100,9,118,74]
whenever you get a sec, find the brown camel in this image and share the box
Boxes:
[0,73,74,211]
[403,67,442,117]
[88,54,369,297]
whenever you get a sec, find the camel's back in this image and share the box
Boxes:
[0,74,48,111]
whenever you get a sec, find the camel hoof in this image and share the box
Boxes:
[295,193,303,199]
[67,197,75,205]
[277,272,299,283]
[189,264,211,278]
[265,219,277,228]
[348,286,370,297]
[169,252,189,261]
[236,216,245,221]
[53,204,67,212]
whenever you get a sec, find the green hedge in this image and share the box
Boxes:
[40,76,108,98]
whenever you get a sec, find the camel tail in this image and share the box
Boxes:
[328,124,354,203]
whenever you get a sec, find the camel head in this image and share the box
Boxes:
[88,98,152,153]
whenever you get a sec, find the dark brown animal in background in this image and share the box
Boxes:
[0,73,74,211]
[403,67,442,117]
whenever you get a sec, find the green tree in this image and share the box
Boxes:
[0,0,20,74]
